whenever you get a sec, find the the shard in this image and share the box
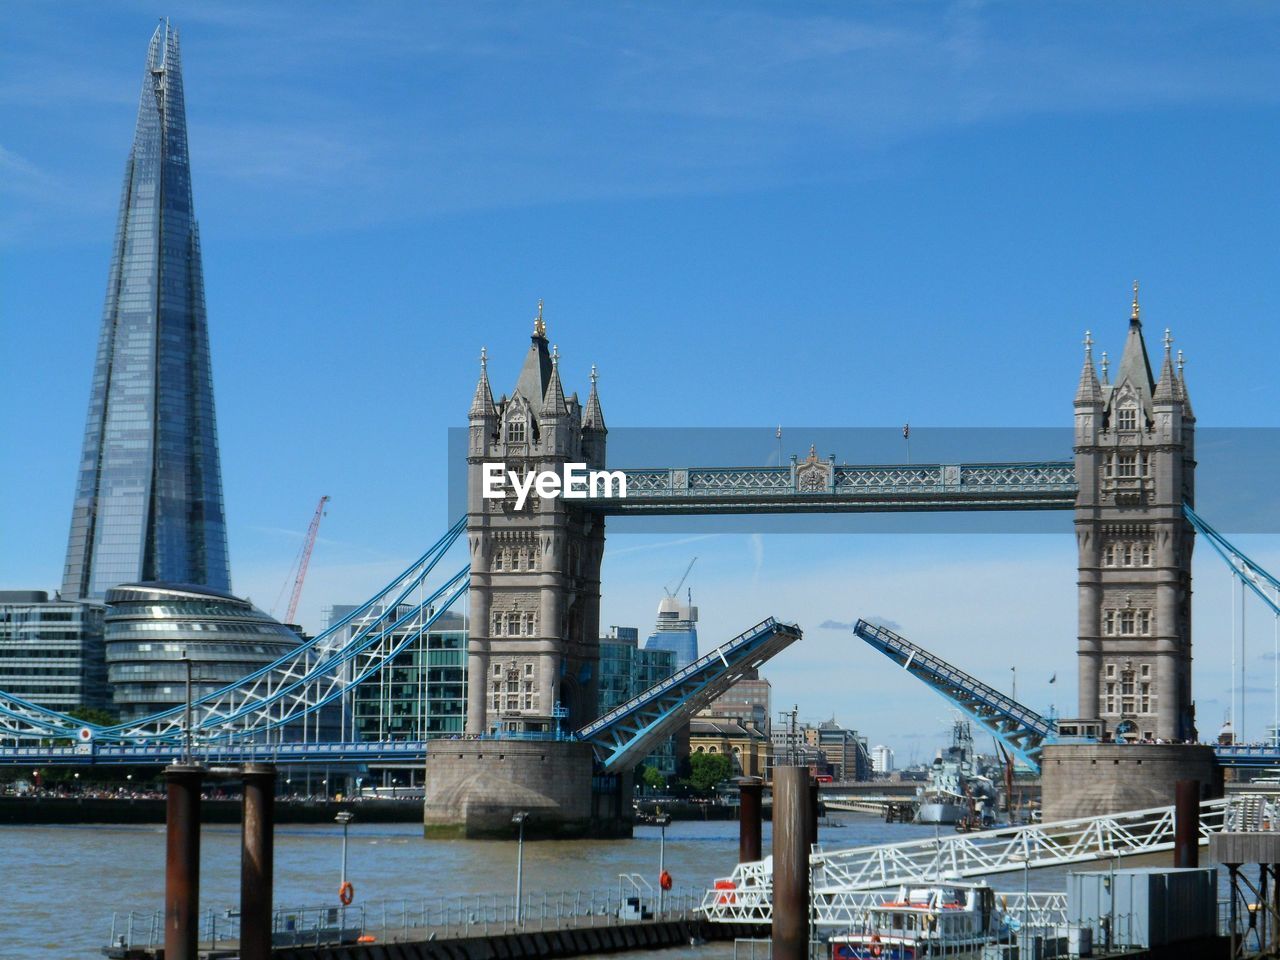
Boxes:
[62,22,231,601]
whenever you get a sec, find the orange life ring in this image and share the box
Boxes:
[869,933,882,958]
[659,870,673,891]
[339,881,354,906]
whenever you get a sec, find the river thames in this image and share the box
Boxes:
[4,811,1103,958]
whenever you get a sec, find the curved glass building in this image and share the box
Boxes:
[104,583,301,720]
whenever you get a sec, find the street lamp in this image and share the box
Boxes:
[512,811,529,926]
[182,650,193,764]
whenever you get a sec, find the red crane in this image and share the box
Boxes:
[282,496,329,625]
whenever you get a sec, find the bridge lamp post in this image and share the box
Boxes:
[512,811,529,925]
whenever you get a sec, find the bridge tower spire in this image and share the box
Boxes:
[1074,286,1196,741]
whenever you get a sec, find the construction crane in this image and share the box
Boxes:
[279,496,330,625]
[664,557,697,599]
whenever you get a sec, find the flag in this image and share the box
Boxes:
[1049,672,1057,684]
[903,423,910,440]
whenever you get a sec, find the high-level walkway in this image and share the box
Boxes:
[583,461,1077,514]
[701,793,1279,926]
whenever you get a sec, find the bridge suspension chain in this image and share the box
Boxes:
[0,518,468,746]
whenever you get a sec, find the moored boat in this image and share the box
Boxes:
[829,880,1010,959]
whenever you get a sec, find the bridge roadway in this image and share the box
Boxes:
[0,739,436,765]
[582,461,1077,514]
[1,739,1275,768]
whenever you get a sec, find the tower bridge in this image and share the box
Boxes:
[0,286,1241,837]
[580,460,1078,514]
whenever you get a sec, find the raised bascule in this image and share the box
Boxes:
[2,287,1272,837]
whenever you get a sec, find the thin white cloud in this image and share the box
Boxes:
[5,3,1279,242]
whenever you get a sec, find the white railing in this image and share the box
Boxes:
[701,794,1280,925]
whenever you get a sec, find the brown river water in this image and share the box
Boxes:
[0,812,1133,959]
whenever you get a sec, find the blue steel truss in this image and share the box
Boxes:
[576,618,802,772]
[853,616,1280,772]
[0,519,469,746]
[853,619,1058,772]
[586,461,1077,514]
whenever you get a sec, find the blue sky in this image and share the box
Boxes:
[2,2,1279,757]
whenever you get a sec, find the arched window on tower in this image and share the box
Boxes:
[506,416,526,444]
[1117,404,1138,432]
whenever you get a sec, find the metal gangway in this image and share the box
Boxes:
[700,793,1280,926]
[577,618,802,772]
[703,887,1068,930]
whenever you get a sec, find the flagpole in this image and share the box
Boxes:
[903,423,911,464]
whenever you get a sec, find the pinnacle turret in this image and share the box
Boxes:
[470,347,496,419]
[1075,330,1103,406]
[1176,349,1195,419]
[542,344,568,417]
[583,364,606,432]
[1153,328,1179,404]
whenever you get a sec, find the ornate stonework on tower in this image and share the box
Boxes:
[1074,285,1196,741]
[465,305,606,736]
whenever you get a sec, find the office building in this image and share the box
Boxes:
[330,607,467,741]
[689,717,769,778]
[644,594,699,669]
[699,669,771,733]
[600,625,679,775]
[0,591,106,712]
[871,744,896,775]
[63,21,231,602]
[806,718,872,782]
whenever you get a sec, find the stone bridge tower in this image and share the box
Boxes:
[465,307,606,736]
[1074,285,1196,741]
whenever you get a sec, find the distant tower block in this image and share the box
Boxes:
[1074,284,1196,741]
[465,305,607,736]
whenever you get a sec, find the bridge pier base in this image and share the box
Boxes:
[1041,743,1221,822]
[423,740,633,839]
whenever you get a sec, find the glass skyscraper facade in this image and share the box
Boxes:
[0,591,106,712]
[643,595,699,669]
[600,626,679,775]
[63,22,230,601]
[328,607,468,741]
